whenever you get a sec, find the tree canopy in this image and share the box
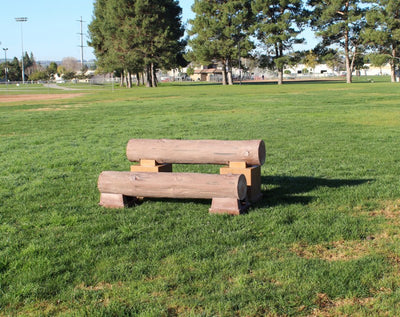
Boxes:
[251,0,305,84]
[308,0,366,83]
[89,0,185,87]
[188,0,254,85]
[363,0,400,82]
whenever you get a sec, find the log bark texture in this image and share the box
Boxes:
[98,171,247,200]
[126,139,266,166]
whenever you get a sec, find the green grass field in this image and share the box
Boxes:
[1,78,400,316]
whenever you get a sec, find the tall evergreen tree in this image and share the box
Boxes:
[251,0,305,85]
[188,0,254,85]
[89,0,184,88]
[308,0,366,84]
[363,0,400,82]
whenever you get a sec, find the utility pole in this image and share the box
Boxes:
[15,17,28,84]
[77,16,85,69]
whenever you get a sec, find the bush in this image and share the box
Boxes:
[63,71,76,80]
[28,71,49,81]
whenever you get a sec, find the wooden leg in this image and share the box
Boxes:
[99,193,138,208]
[209,198,249,215]
[220,164,262,203]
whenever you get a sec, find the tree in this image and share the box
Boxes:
[89,0,185,88]
[47,62,58,79]
[63,71,76,80]
[363,0,400,82]
[62,57,80,72]
[367,53,390,75]
[28,71,49,81]
[308,0,366,84]
[188,0,254,85]
[251,0,305,85]
[5,57,22,81]
[303,50,318,73]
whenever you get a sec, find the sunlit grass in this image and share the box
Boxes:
[1,78,400,315]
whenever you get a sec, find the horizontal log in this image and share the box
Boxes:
[126,139,265,166]
[98,171,247,200]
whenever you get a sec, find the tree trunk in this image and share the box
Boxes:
[125,71,129,88]
[345,30,352,84]
[222,62,228,85]
[227,59,233,85]
[391,47,397,83]
[277,43,283,85]
[277,69,283,85]
[145,65,152,87]
[120,71,125,87]
[141,72,145,86]
[136,72,140,86]
[151,63,157,87]
[128,72,133,88]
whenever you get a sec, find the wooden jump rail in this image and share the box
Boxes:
[127,139,265,203]
[98,139,265,215]
[98,172,248,215]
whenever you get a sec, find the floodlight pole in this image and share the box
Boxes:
[15,17,28,84]
[3,48,8,86]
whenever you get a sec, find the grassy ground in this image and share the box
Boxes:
[1,78,400,316]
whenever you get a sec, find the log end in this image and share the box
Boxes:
[237,174,248,200]
[257,140,266,166]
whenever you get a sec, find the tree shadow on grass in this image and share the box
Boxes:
[236,79,345,86]
[255,175,372,208]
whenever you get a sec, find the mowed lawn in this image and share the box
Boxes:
[1,79,400,316]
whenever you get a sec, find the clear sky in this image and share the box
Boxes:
[0,0,316,63]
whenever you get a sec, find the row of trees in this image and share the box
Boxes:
[89,0,399,87]
[88,0,186,87]
[0,54,88,82]
[0,53,43,82]
[189,0,400,85]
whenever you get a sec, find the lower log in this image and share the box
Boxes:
[98,171,247,200]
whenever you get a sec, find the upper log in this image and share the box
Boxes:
[126,139,266,166]
[98,171,247,200]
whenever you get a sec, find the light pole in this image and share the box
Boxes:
[15,17,28,84]
[3,48,8,86]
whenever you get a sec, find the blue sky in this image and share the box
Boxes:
[0,0,316,62]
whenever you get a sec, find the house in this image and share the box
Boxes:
[284,63,336,76]
[192,67,223,81]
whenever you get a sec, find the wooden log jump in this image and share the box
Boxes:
[98,171,248,215]
[127,139,265,166]
[127,139,265,203]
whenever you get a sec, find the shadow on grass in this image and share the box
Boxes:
[236,79,346,86]
[255,175,372,208]
[123,175,371,214]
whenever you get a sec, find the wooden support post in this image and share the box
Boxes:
[220,162,262,202]
[130,159,172,173]
[99,193,138,208]
[209,198,250,215]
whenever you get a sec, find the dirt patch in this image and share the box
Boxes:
[291,239,374,261]
[0,93,85,104]
[293,200,400,262]
[310,293,374,316]
[368,200,400,220]
[21,104,84,112]
[74,282,122,291]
